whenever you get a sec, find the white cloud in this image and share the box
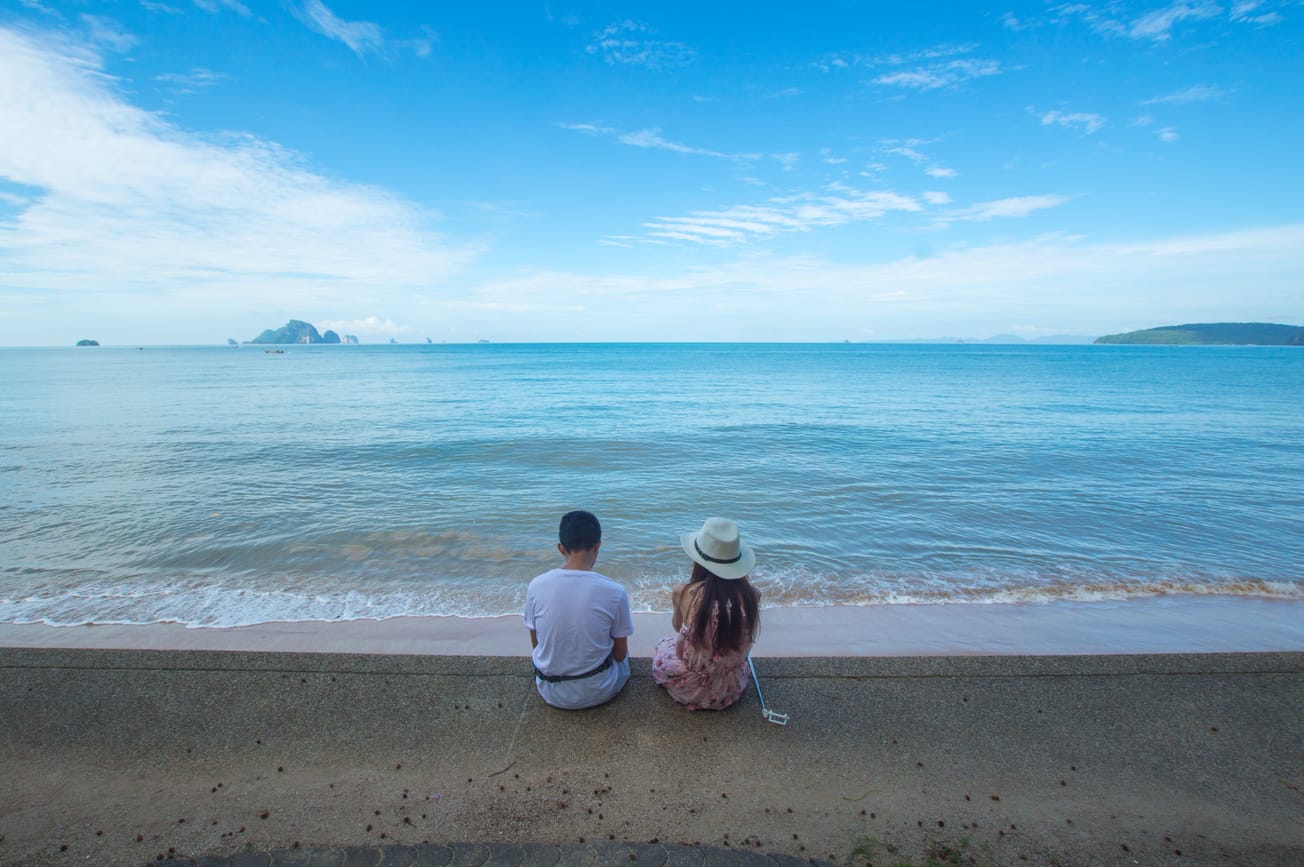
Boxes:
[1158,127,1180,142]
[925,166,957,178]
[453,225,1304,341]
[1142,85,1229,105]
[140,1,183,14]
[923,191,952,205]
[154,67,228,93]
[1001,12,1028,31]
[560,122,753,161]
[1055,1,1272,41]
[587,21,695,69]
[193,0,251,17]
[293,0,383,57]
[317,316,413,338]
[873,57,1002,90]
[943,195,1072,222]
[79,14,139,53]
[1037,109,1106,134]
[557,121,615,136]
[0,26,477,317]
[1129,2,1221,40]
[771,152,800,171]
[617,129,733,159]
[640,188,923,246]
[1231,1,1284,25]
[814,44,1002,90]
[886,144,929,163]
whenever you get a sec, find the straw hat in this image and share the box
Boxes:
[680,517,755,580]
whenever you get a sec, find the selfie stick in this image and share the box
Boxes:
[747,655,789,725]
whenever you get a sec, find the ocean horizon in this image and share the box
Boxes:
[3,342,1301,631]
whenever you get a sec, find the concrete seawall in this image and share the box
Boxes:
[2,649,1302,865]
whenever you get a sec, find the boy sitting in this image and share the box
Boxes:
[523,510,633,709]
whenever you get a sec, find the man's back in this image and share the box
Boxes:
[524,510,633,710]
[525,566,633,710]
[526,567,629,674]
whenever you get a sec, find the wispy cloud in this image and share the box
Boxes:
[154,67,228,93]
[587,21,695,69]
[193,0,251,17]
[0,26,477,315]
[637,187,924,246]
[1035,108,1106,134]
[559,122,755,161]
[317,316,413,339]
[1158,127,1180,142]
[771,152,800,171]
[941,194,1073,223]
[618,129,734,158]
[79,14,138,52]
[1057,0,1276,41]
[813,43,1002,90]
[925,166,957,179]
[1129,2,1221,40]
[884,140,931,163]
[1142,85,1229,105]
[140,1,183,14]
[294,0,383,57]
[1231,0,1284,25]
[460,225,1304,341]
[873,57,1002,90]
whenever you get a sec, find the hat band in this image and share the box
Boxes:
[694,539,741,565]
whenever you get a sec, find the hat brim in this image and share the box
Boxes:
[680,531,755,580]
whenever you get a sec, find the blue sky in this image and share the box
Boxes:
[1,1,1301,344]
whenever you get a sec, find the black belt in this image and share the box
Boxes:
[533,653,614,683]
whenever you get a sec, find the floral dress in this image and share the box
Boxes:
[651,601,752,711]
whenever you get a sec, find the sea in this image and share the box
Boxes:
[2,343,1302,629]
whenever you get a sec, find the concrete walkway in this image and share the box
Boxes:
[2,649,1302,866]
[186,841,833,865]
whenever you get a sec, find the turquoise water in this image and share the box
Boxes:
[2,343,1301,626]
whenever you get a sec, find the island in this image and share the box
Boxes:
[75,339,100,346]
[246,320,343,345]
[1095,322,1303,346]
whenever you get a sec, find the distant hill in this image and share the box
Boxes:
[75,339,100,346]
[1094,323,1304,346]
[246,320,342,345]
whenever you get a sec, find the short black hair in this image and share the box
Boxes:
[558,510,601,552]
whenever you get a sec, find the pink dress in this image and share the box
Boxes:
[651,603,752,711]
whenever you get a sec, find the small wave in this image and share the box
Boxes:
[4,571,1300,629]
[747,577,1304,609]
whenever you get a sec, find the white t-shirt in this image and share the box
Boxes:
[523,568,634,708]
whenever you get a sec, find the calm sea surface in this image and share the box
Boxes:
[2,343,1301,627]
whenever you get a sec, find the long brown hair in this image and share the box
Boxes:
[686,562,760,653]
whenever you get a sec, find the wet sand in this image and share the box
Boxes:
[2,595,1302,656]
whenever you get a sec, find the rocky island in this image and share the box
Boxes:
[75,339,100,346]
[1095,322,1303,345]
[246,320,350,345]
